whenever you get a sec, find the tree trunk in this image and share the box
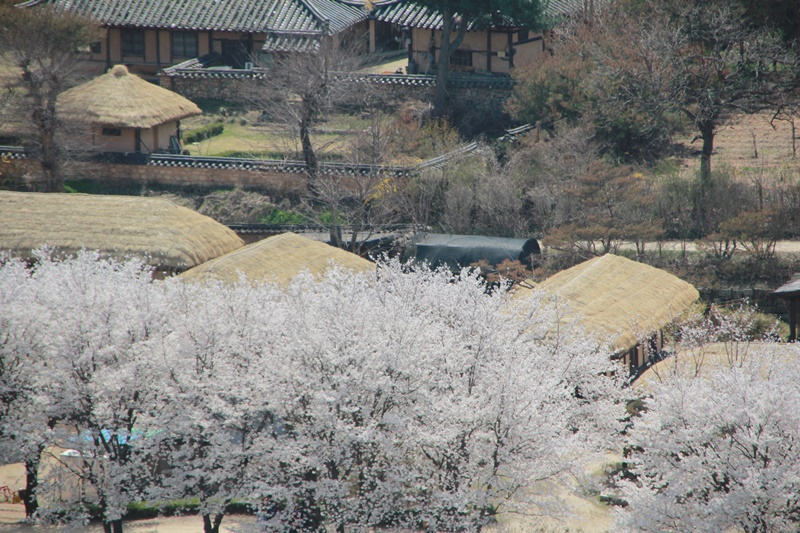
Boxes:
[696,121,715,234]
[432,1,467,117]
[40,127,62,192]
[434,5,452,117]
[699,121,714,188]
[203,512,225,533]
[23,455,40,519]
[102,519,123,533]
[300,96,318,192]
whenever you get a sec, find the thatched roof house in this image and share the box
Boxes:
[180,232,374,286]
[0,191,244,271]
[57,65,201,153]
[520,254,699,375]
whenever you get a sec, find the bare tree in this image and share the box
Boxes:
[596,0,798,229]
[256,35,367,191]
[0,3,101,192]
[304,104,405,253]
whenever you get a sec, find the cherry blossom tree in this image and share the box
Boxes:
[2,253,624,533]
[238,263,624,532]
[616,341,800,533]
[0,256,52,519]
[1,252,170,533]
[154,278,286,533]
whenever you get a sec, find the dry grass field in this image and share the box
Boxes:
[672,112,800,180]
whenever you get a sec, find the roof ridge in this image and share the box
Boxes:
[297,0,331,32]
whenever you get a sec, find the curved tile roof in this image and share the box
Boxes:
[372,0,599,30]
[44,0,365,35]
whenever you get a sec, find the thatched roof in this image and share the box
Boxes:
[0,191,244,270]
[57,65,202,129]
[180,232,374,286]
[635,342,798,390]
[530,254,699,352]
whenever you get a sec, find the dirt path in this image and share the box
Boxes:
[613,240,800,254]
[1,462,257,532]
[0,514,256,533]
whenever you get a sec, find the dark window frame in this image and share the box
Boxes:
[121,29,145,57]
[171,31,198,59]
[102,127,122,136]
[451,49,473,67]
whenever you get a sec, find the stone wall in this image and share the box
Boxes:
[159,73,513,123]
[160,75,261,104]
[1,158,308,193]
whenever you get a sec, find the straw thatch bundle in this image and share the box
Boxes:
[180,232,375,286]
[527,254,699,352]
[58,65,201,128]
[0,191,244,270]
[635,341,797,391]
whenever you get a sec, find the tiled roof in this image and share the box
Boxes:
[41,0,365,36]
[774,273,800,297]
[372,0,597,30]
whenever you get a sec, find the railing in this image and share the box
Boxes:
[416,142,480,171]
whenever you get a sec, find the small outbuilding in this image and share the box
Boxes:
[0,191,244,273]
[406,233,540,271]
[520,254,700,376]
[773,273,800,341]
[180,232,374,286]
[57,65,202,154]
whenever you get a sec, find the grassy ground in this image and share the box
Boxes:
[180,111,370,160]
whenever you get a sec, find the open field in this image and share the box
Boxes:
[672,112,800,178]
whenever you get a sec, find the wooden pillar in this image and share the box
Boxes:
[369,19,376,53]
[507,31,514,69]
[156,30,161,70]
[791,297,798,342]
[105,29,112,70]
[486,30,491,72]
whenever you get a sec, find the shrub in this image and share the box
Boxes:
[260,208,305,225]
[183,122,224,144]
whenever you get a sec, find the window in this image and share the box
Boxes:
[171,32,198,58]
[518,30,530,42]
[121,29,145,57]
[90,41,102,54]
[102,127,122,136]
[451,49,473,67]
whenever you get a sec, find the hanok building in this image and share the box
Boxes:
[370,0,596,74]
[521,254,700,377]
[0,191,244,274]
[57,65,202,154]
[180,232,374,286]
[31,0,369,76]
